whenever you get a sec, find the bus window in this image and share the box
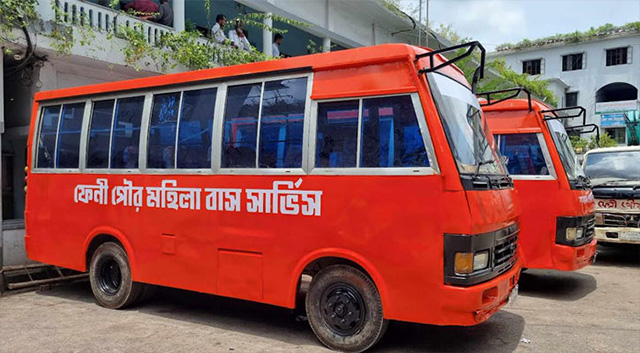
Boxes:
[110,96,144,169]
[36,105,62,168]
[222,83,261,168]
[148,92,181,169]
[259,78,307,168]
[496,133,549,175]
[316,100,359,168]
[56,103,85,168]
[361,96,429,168]
[87,100,115,168]
[177,88,217,169]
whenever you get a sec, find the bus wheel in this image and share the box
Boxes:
[306,265,387,352]
[89,242,142,309]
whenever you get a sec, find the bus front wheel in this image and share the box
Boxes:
[89,242,143,309]
[305,265,388,352]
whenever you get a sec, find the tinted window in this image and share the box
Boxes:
[259,78,307,168]
[37,105,61,168]
[177,88,217,168]
[87,100,114,168]
[56,103,85,168]
[111,96,144,169]
[497,133,549,175]
[221,83,261,168]
[360,96,428,167]
[148,92,180,168]
[316,100,359,168]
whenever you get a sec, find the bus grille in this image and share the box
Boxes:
[493,224,518,274]
[602,213,640,228]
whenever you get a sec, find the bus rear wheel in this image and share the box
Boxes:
[89,242,142,309]
[306,265,387,352]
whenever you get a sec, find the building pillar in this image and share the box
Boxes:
[173,0,185,32]
[322,37,331,53]
[262,12,273,57]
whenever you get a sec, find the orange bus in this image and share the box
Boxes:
[26,43,520,352]
[480,89,596,271]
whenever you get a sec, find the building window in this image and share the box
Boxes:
[562,53,583,71]
[522,59,541,75]
[606,47,628,66]
[603,127,626,145]
[565,92,578,107]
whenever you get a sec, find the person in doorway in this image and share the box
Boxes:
[124,0,158,17]
[142,0,173,27]
[211,14,228,44]
[272,33,283,57]
[228,21,251,51]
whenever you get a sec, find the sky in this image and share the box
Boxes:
[401,0,640,51]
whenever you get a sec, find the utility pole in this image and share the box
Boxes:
[418,0,423,46]
[425,0,429,48]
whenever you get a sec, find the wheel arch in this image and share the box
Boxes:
[289,248,390,315]
[83,226,137,277]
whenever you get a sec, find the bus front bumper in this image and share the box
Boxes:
[439,259,521,326]
[595,227,640,244]
[551,238,598,271]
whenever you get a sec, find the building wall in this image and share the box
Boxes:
[491,34,640,132]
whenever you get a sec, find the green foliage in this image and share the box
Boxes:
[497,22,640,51]
[0,0,38,45]
[570,136,589,153]
[435,24,471,45]
[588,133,619,150]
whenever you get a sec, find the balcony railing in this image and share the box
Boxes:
[48,0,174,45]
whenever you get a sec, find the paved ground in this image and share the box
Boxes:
[1,244,639,353]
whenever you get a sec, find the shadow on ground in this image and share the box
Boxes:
[594,243,640,267]
[38,280,525,352]
[518,270,596,301]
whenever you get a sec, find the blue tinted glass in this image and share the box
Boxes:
[148,92,180,168]
[259,78,307,168]
[111,96,144,169]
[56,103,86,168]
[222,83,261,168]
[316,100,359,168]
[87,100,114,168]
[177,88,217,168]
[361,96,428,168]
[498,133,549,175]
[37,105,61,168]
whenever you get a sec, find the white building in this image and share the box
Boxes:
[488,27,640,145]
[0,0,442,272]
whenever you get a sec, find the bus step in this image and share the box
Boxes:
[0,264,87,293]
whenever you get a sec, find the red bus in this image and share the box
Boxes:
[26,43,520,352]
[480,89,596,271]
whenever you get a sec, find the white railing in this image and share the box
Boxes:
[44,0,175,45]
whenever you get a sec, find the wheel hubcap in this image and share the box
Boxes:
[320,283,366,336]
[97,257,122,296]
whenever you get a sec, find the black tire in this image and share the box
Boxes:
[306,265,388,353]
[89,242,143,309]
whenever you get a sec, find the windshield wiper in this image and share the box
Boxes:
[475,159,495,176]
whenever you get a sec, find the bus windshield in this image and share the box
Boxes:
[546,120,586,181]
[428,73,505,175]
[584,150,640,181]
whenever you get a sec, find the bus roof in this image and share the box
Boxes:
[34,44,468,102]
[481,98,552,113]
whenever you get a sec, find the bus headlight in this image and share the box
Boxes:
[566,227,584,241]
[473,251,490,271]
[455,251,490,274]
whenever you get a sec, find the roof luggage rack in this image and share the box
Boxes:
[415,41,486,92]
[477,87,532,111]
[541,106,601,147]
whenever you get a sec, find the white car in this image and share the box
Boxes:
[583,146,640,244]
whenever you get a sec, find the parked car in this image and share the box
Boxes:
[583,146,640,244]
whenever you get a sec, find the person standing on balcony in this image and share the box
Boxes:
[142,0,173,27]
[272,33,283,58]
[228,21,251,51]
[125,0,159,17]
[211,14,228,45]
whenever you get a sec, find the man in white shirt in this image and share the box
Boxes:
[211,14,227,44]
[228,21,251,51]
[272,33,283,57]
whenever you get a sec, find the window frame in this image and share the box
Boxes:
[522,59,542,75]
[309,92,439,176]
[216,72,313,176]
[562,53,583,71]
[605,47,629,66]
[33,100,90,174]
[495,132,557,181]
